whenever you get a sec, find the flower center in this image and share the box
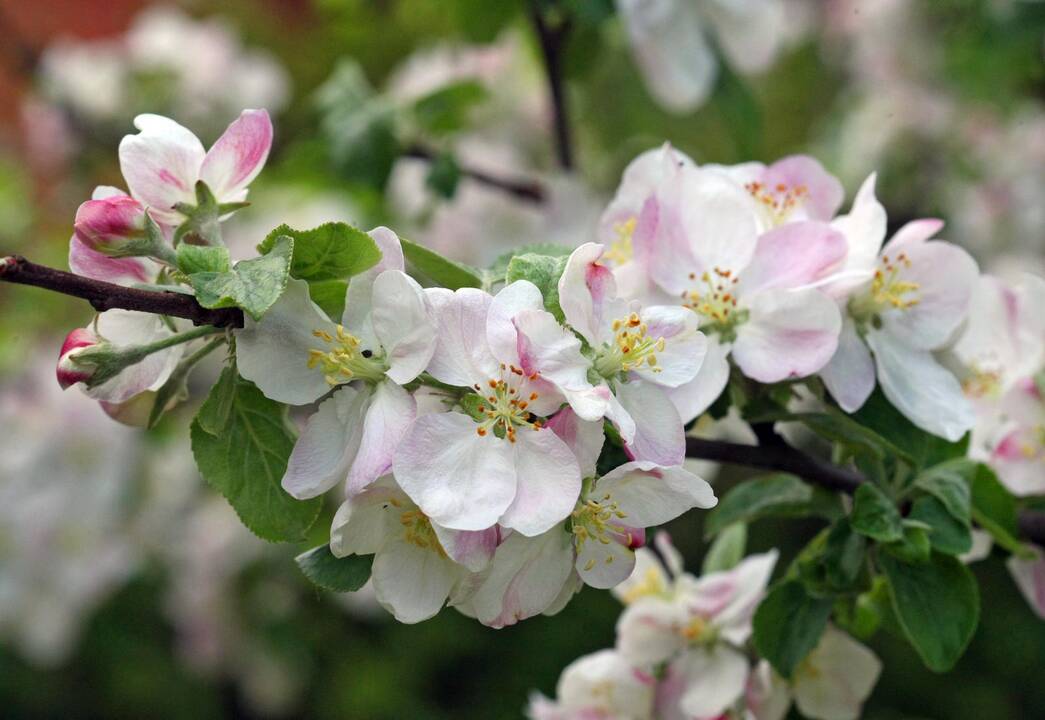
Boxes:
[962,362,1003,399]
[618,566,669,605]
[745,180,808,227]
[681,268,745,333]
[571,493,629,570]
[307,325,387,385]
[399,509,447,557]
[603,217,636,266]
[594,312,665,378]
[870,253,920,310]
[472,364,545,443]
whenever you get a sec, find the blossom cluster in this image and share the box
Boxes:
[529,533,881,720]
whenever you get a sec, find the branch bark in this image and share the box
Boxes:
[0,256,244,328]
[529,2,575,170]
[403,145,546,203]
[686,434,1045,547]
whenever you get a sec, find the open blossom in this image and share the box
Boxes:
[558,242,708,463]
[394,282,585,535]
[985,378,1045,496]
[784,625,882,720]
[821,174,979,441]
[328,476,497,623]
[615,0,788,114]
[527,649,656,720]
[607,152,843,420]
[237,228,436,499]
[118,108,272,225]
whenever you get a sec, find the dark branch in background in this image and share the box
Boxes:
[529,2,575,170]
[404,145,546,203]
[686,433,1045,547]
[0,256,244,328]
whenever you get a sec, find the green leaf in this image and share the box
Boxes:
[190,371,321,542]
[702,523,747,575]
[307,279,349,320]
[425,152,461,199]
[505,253,571,321]
[189,236,293,321]
[909,496,973,556]
[852,389,969,470]
[172,181,228,246]
[851,483,904,542]
[971,463,1023,554]
[259,222,381,283]
[883,522,933,564]
[400,237,483,289]
[295,545,373,592]
[489,243,574,280]
[879,551,980,672]
[705,474,815,537]
[412,80,489,136]
[753,580,833,678]
[824,519,867,589]
[915,463,972,525]
[176,243,230,274]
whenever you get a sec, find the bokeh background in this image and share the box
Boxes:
[1,1,1044,717]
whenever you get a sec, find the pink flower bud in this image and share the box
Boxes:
[73,195,147,255]
[56,328,100,389]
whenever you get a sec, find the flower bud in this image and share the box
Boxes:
[56,328,102,389]
[73,195,148,256]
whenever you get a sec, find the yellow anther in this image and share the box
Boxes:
[306,324,385,385]
[870,253,920,310]
[473,366,544,441]
[744,180,809,227]
[400,510,447,557]
[682,266,741,325]
[604,217,637,266]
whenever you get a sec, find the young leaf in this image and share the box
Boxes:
[176,243,231,275]
[879,551,980,672]
[307,279,349,320]
[883,522,933,564]
[824,519,868,590]
[189,236,293,321]
[915,464,972,525]
[258,222,380,283]
[489,243,574,280]
[190,372,321,542]
[852,389,969,470]
[909,496,973,556]
[295,545,373,592]
[195,365,238,436]
[505,253,571,321]
[753,580,833,678]
[704,474,814,538]
[411,80,488,136]
[425,152,461,199]
[400,237,483,289]
[702,523,747,575]
[851,483,904,542]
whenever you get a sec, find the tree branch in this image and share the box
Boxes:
[403,145,546,203]
[686,435,1045,547]
[529,2,574,170]
[0,256,244,328]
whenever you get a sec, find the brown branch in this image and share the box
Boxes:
[529,1,574,170]
[686,434,1045,547]
[0,256,244,328]
[404,145,546,203]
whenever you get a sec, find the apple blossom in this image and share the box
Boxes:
[68,186,162,286]
[527,649,656,720]
[985,377,1045,496]
[328,476,497,623]
[821,174,979,441]
[236,227,437,499]
[1007,548,1045,621]
[786,625,882,720]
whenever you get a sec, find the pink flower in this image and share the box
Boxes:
[987,378,1045,496]
[56,328,101,389]
[118,108,272,225]
[72,194,147,255]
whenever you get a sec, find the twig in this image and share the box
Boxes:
[403,145,546,203]
[0,256,244,328]
[529,1,574,170]
[686,435,1045,547]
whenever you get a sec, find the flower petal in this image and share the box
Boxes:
[598,461,716,527]
[1007,549,1045,620]
[576,533,637,589]
[345,381,416,495]
[558,243,617,346]
[69,235,155,286]
[85,310,182,403]
[739,221,848,295]
[614,381,686,466]
[329,478,403,557]
[633,305,706,388]
[118,113,204,224]
[793,626,881,720]
[546,406,605,479]
[820,317,876,413]
[487,279,545,366]
[666,334,732,423]
[198,108,273,202]
[499,428,582,537]
[760,155,845,222]
[372,538,459,623]
[424,287,499,387]
[616,595,688,665]
[678,645,751,718]
[282,386,367,500]
[432,524,500,573]
[371,270,437,385]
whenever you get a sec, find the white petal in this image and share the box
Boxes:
[85,310,183,403]
[198,108,272,202]
[633,305,707,388]
[372,538,459,623]
[793,626,881,720]
[820,317,876,413]
[432,524,500,573]
[235,278,336,405]
[469,528,575,628]
[345,381,416,495]
[339,227,407,347]
[666,334,732,423]
[499,429,582,536]
[371,270,436,385]
[424,287,499,387]
[598,462,716,527]
[866,330,974,442]
[616,595,688,665]
[118,113,204,224]
[556,649,656,717]
[329,478,403,557]
[558,243,617,346]
[487,280,545,366]
[546,407,605,478]
[685,550,778,642]
[576,535,636,589]
[705,0,786,73]
[393,412,516,531]
[282,386,366,500]
[614,381,685,466]
[678,645,751,718]
[733,287,841,383]
[1007,549,1045,620]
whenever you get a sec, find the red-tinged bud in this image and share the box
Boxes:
[56,328,101,389]
[73,195,148,256]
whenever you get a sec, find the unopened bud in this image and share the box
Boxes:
[73,196,149,257]
[56,328,102,389]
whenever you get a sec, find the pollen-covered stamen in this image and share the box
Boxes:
[961,362,1003,399]
[682,267,741,325]
[604,216,636,266]
[307,324,387,385]
[571,492,629,570]
[745,180,809,227]
[399,509,448,557]
[870,253,920,310]
[472,364,546,443]
[594,312,666,378]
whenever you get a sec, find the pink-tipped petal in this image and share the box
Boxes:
[199,108,273,202]
[118,113,205,224]
[740,221,848,295]
[69,235,154,286]
[761,155,845,222]
[73,195,147,252]
[56,328,99,389]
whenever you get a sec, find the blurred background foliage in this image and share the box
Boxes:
[0,0,1043,718]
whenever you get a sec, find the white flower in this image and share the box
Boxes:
[527,649,656,720]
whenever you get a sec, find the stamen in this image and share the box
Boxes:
[306,324,387,385]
